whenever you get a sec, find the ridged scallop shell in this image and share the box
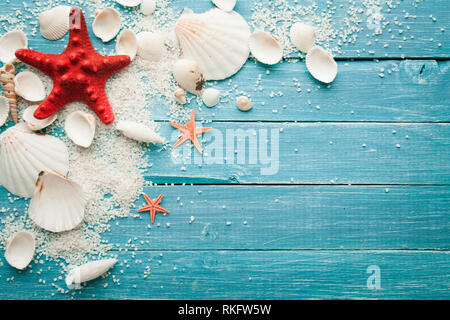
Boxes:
[93,8,121,43]
[0,96,8,127]
[136,32,167,61]
[65,111,96,148]
[201,88,220,107]
[305,46,338,84]
[116,29,138,61]
[290,22,316,53]
[0,30,28,64]
[175,8,250,80]
[115,0,142,7]
[14,71,47,102]
[212,0,236,12]
[29,171,86,233]
[249,30,283,65]
[173,59,205,95]
[141,0,156,15]
[39,6,71,41]
[66,259,117,287]
[23,105,57,131]
[4,231,35,270]
[116,120,165,144]
[0,123,69,198]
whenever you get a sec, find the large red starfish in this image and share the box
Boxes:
[138,194,169,224]
[170,110,212,153]
[15,7,130,124]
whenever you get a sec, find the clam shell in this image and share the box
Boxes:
[14,71,46,102]
[236,96,253,111]
[66,259,117,287]
[175,8,250,80]
[305,46,338,84]
[92,8,121,43]
[212,0,237,12]
[201,88,220,107]
[249,30,283,65]
[116,29,138,61]
[65,111,96,148]
[39,6,71,41]
[29,171,86,233]
[141,0,156,15]
[136,32,167,61]
[23,105,57,131]
[0,123,69,198]
[174,87,187,105]
[0,96,8,127]
[290,22,316,53]
[0,30,28,64]
[173,59,205,95]
[4,231,35,270]
[115,0,142,7]
[116,120,165,144]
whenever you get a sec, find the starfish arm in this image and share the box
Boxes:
[192,135,203,154]
[155,194,164,204]
[150,209,156,224]
[15,49,57,76]
[33,94,66,120]
[173,135,189,148]
[195,127,213,134]
[86,88,115,124]
[170,122,187,130]
[98,55,131,77]
[138,205,151,213]
[155,205,170,214]
[143,194,152,204]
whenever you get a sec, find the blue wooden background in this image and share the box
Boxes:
[0,0,449,299]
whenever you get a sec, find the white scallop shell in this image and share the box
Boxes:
[0,123,69,198]
[173,59,205,95]
[175,8,250,80]
[290,22,316,53]
[66,259,117,287]
[0,30,28,64]
[212,0,237,12]
[236,96,253,111]
[4,231,35,270]
[92,8,121,43]
[65,111,96,148]
[14,71,46,102]
[115,0,142,7]
[201,88,220,107]
[141,0,156,15]
[136,32,167,61]
[173,87,187,105]
[29,171,86,233]
[39,6,71,41]
[116,120,165,144]
[305,46,338,84]
[0,96,8,127]
[116,29,138,61]
[249,30,283,65]
[22,105,57,131]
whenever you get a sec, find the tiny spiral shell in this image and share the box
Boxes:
[0,64,18,123]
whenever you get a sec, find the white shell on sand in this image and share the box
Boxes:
[141,0,156,15]
[93,8,121,43]
[0,30,28,64]
[116,120,165,144]
[29,171,86,233]
[173,59,205,95]
[116,29,138,61]
[201,88,220,107]
[4,231,35,270]
[0,123,69,198]
[249,30,283,65]
[65,111,96,148]
[236,96,253,111]
[115,0,142,7]
[66,259,117,287]
[305,46,338,83]
[290,22,316,53]
[39,6,71,41]
[14,71,46,102]
[212,0,237,12]
[0,96,8,127]
[175,8,250,80]
[174,87,187,105]
[23,105,57,131]
[136,32,167,61]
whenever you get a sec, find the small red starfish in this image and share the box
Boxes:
[138,194,169,224]
[15,7,130,124]
[170,110,212,153]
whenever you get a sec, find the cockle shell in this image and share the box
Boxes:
[116,120,165,144]
[174,87,187,105]
[39,6,71,41]
[173,59,205,95]
[0,30,28,64]
[14,71,47,102]
[0,96,8,127]
[0,123,69,198]
[212,0,237,12]
[141,0,156,15]
[65,111,96,148]
[115,0,142,7]
[305,46,338,84]
[174,8,250,80]
[136,32,167,61]
[116,29,138,61]
[4,231,35,270]
[290,22,316,53]
[29,171,86,233]
[201,88,220,107]
[236,96,253,111]
[93,8,121,43]
[249,30,283,65]
[23,105,57,131]
[66,259,117,287]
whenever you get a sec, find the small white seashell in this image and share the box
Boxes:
[290,22,316,53]
[115,0,142,7]
[65,111,96,148]
[141,0,156,15]
[249,30,283,65]
[29,171,86,233]
[212,0,237,12]
[136,32,167,61]
[92,8,121,43]
[201,88,220,107]
[0,30,28,64]
[0,96,9,127]
[39,6,71,41]
[236,96,253,111]
[174,87,187,105]
[14,71,46,102]
[4,231,35,270]
[65,259,117,287]
[173,59,205,95]
[305,46,338,84]
[116,29,138,61]
[116,120,165,144]
[22,105,57,131]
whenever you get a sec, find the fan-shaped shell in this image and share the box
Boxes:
[249,30,283,65]
[0,30,28,64]
[202,88,220,107]
[0,96,8,127]
[173,59,205,95]
[290,22,316,53]
[175,8,250,80]
[65,111,96,148]
[141,0,156,15]
[116,29,138,61]
[4,231,35,270]
[39,6,71,41]
[66,259,117,287]
[136,32,167,61]
[29,171,86,233]
[23,105,57,131]
[305,46,338,84]
[14,71,46,102]
[115,0,142,7]
[0,124,69,198]
[92,8,121,43]
[116,120,165,144]
[212,0,236,12]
